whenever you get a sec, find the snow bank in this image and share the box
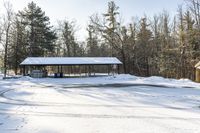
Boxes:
[6,74,198,89]
[0,74,200,133]
[1,73,199,88]
[139,76,200,88]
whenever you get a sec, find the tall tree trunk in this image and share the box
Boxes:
[4,26,10,78]
[121,49,127,74]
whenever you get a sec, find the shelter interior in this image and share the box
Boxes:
[23,64,120,78]
[20,57,122,78]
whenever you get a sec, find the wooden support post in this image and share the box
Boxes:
[69,66,71,76]
[23,65,25,76]
[61,66,63,73]
[89,65,91,76]
[61,66,63,78]
[89,65,90,76]
[67,66,71,76]
[57,66,59,73]
[87,65,88,76]
[85,65,87,76]
[117,65,120,74]
[107,65,109,75]
[93,65,95,76]
[72,66,74,76]
[79,66,81,76]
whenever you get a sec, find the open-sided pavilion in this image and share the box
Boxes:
[20,57,122,77]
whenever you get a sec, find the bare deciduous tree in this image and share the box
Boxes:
[2,1,14,78]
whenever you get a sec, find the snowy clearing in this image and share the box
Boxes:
[0,74,200,133]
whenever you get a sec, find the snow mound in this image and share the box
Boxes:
[106,74,137,80]
[138,76,200,88]
[115,74,138,80]
[19,76,34,80]
[2,74,199,88]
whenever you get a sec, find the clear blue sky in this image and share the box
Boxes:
[0,0,185,41]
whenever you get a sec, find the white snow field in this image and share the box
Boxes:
[0,74,200,133]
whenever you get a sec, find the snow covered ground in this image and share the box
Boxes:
[0,74,200,133]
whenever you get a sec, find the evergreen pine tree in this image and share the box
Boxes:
[18,1,56,57]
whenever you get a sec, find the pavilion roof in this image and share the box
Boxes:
[20,57,122,66]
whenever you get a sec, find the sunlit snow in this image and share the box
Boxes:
[0,74,200,133]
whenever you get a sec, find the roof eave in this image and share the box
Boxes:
[20,63,122,66]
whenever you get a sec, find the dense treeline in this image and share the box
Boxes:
[0,0,200,79]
